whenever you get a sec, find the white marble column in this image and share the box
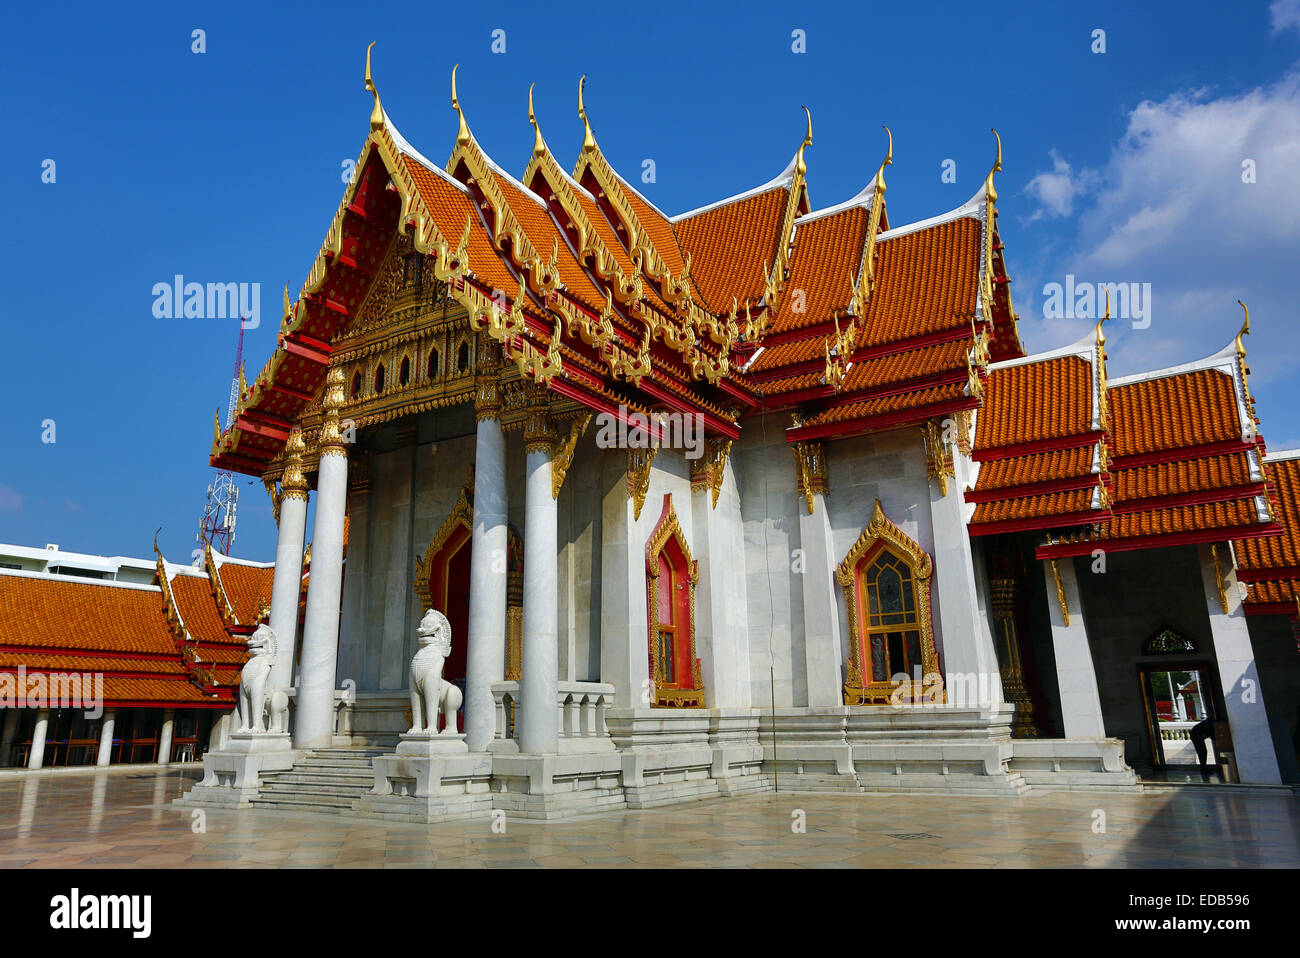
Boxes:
[1043,558,1107,739]
[28,709,50,770]
[465,376,508,751]
[793,444,843,707]
[929,441,1004,705]
[157,709,175,765]
[268,427,310,692]
[600,453,650,708]
[1198,543,1282,784]
[96,709,116,767]
[1,707,19,765]
[294,367,350,750]
[519,403,559,754]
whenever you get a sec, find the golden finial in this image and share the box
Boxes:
[984,128,1003,205]
[1096,289,1110,347]
[364,42,383,133]
[153,527,162,557]
[283,282,291,316]
[578,75,596,153]
[795,105,813,177]
[1235,300,1251,359]
[451,64,470,148]
[873,125,893,198]
[528,83,547,157]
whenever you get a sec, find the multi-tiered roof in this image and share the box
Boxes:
[210,48,1289,601]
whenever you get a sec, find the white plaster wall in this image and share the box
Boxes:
[558,436,603,682]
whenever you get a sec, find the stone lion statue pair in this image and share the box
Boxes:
[237,624,289,734]
[409,609,463,735]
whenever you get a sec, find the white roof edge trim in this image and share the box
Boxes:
[796,182,877,226]
[669,168,796,223]
[383,113,469,195]
[987,330,1096,372]
[0,567,163,593]
[1264,448,1300,463]
[876,193,985,243]
[1108,340,1238,388]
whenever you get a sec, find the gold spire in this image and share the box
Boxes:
[528,83,547,157]
[364,42,383,133]
[578,75,596,153]
[1235,299,1251,359]
[451,64,470,148]
[283,282,291,317]
[873,125,893,198]
[1096,289,1110,347]
[984,128,1003,205]
[795,105,813,177]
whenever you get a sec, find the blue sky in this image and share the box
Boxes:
[2,0,1299,562]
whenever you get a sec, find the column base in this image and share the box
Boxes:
[175,734,300,807]
[395,731,469,756]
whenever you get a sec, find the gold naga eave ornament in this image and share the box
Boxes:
[627,446,657,520]
[690,438,733,509]
[1049,559,1070,626]
[551,414,592,498]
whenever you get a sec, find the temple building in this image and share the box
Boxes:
[174,49,1297,819]
[0,542,273,769]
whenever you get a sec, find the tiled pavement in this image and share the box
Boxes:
[0,766,1296,868]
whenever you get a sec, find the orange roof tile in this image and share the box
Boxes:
[798,382,968,429]
[1113,452,1256,504]
[974,445,1097,492]
[970,489,1097,525]
[1102,496,1262,541]
[170,574,230,645]
[0,577,175,655]
[673,188,788,312]
[976,356,1095,451]
[1237,455,1300,572]
[768,207,869,336]
[402,155,518,294]
[213,561,274,625]
[1109,369,1242,457]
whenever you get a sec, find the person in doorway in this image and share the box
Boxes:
[1190,718,1216,781]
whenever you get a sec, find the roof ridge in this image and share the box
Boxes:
[1265,448,1300,463]
[385,111,470,194]
[795,181,878,226]
[876,192,984,242]
[669,174,795,223]
[988,330,1096,372]
[0,568,163,593]
[1108,341,1238,388]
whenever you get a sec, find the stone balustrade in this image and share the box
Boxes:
[490,680,615,753]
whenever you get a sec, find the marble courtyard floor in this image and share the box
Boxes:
[0,766,1296,868]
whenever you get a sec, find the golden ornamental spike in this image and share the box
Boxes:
[984,128,1003,205]
[578,75,596,153]
[364,42,383,133]
[1096,289,1110,346]
[874,125,893,197]
[451,64,470,148]
[528,83,546,157]
[283,282,291,317]
[1235,300,1251,359]
[795,105,813,177]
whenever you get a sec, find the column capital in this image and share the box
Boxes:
[523,385,557,455]
[280,426,310,501]
[474,343,504,422]
[318,366,349,456]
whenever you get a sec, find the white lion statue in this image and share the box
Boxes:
[237,624,285,734]
[409,609,463,735]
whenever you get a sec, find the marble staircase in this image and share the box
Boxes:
[249,747,386,814]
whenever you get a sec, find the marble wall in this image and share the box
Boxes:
[735,415,935,708]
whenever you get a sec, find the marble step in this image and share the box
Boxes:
[260,770,374,787]
[245,790,358,805]
[258,782,372,799]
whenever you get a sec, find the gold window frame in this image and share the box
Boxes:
[645,493,705,708]
[836,499,944,706]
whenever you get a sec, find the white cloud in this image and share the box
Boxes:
[1272,0,1300,34]
[1023,150,1097,221]
[1023,70,1300,391]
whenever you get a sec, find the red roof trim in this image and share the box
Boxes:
[1035,522,1284,559]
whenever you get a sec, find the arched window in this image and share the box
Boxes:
[350,371,362,399]
[645,494,705,707]
[374,363,386,395]
[427,347,440,380]
[837,499,942,705]
[456,341,470,374]
[399,355,411,387]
